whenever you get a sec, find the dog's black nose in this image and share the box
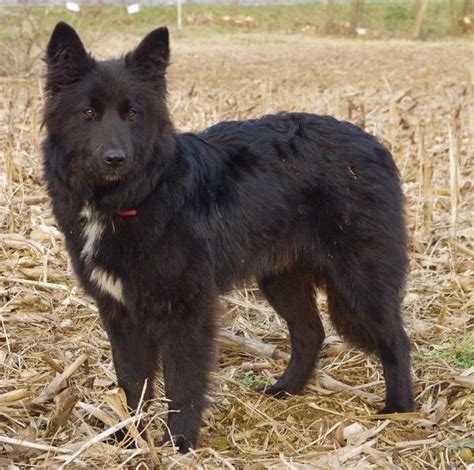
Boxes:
[103,150,126,168]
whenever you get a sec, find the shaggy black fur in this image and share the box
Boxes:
[42,22,414,453]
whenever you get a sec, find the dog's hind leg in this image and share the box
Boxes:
[326,276,414,413]
[258,267,325,397]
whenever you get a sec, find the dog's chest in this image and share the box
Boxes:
[78,205,127,304]
[79,205,106,263]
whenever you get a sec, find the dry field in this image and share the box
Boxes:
[0,27,473,469]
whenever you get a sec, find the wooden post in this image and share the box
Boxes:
[231,0,240,18]
[450,0,458,33]
[325,0,336,33]
[412,0,429,39]
[177,0,182,30]
[349,0,364,36]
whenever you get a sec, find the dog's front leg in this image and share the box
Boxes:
[161,295,217,454]
[98,299,159,411]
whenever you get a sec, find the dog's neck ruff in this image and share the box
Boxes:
[117,209,138,217]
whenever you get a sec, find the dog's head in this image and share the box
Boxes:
[43,22,173,188]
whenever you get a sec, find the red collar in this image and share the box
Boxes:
[117,209,137,217]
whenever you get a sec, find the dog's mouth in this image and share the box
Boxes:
[85,162,130,186]
[94,170,129,186]
[102,171,125,183]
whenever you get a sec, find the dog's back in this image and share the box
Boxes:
[176,113,406,294]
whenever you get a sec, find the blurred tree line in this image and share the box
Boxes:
[325,0,472,37]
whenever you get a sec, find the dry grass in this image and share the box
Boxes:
[0,27,473,469]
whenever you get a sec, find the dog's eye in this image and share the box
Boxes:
[127,109,137,119]
[83,108,96,119]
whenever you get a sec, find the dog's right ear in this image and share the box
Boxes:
[45,22,94,94]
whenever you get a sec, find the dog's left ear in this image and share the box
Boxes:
[125,27,170,79]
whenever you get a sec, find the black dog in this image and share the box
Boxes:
[42,22,414,453]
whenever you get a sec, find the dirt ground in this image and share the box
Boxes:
[0,31,473,468]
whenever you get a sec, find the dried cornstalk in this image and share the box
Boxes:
[217,329,289,361]
[0,435,71,454]
[389,96,399,154]
[44,387,80,438]
[448,126,458,238]
[418,125,433,229]
[33,354,88,405]
[58,412,147,469]
[0,388,29,404]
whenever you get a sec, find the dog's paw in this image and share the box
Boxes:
[159,434,195,454]
[377,403,415,414]
[257,383,292,399]
[106,429,139,448]
[174,436,193,454]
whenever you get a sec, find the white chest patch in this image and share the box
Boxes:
[80,205,105,262]
[90,267,125,304]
